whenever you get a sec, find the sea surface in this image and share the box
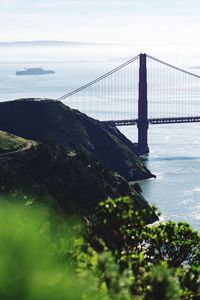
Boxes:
[0,45,200,231]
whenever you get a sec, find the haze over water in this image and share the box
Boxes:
[0,44,200,231]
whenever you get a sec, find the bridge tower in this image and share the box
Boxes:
[137,53,149,155]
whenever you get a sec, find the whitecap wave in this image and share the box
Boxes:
[184,187,200,195]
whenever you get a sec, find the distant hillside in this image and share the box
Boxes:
[0,41,102,47]
[0,99,154,181]
[0,130,27,154]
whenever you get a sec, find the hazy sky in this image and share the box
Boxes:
[0,0,200,62]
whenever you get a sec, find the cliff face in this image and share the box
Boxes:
[0,99,154,181]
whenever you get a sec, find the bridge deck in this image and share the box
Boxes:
[104,116,200,127]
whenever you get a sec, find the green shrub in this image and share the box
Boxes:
[87,196,200,298]
[0,202,103,300]
[144,266,181,300]
[0,196,199,300]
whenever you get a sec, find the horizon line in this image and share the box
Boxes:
[0,40,125,46]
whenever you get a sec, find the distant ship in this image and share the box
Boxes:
[16,67,55,75]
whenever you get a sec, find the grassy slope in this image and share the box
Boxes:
[0,131,27,154]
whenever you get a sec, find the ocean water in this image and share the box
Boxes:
[0,45,200,231]
[120,125,200,231]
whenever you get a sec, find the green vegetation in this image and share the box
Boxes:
[0,201,102,300]
[0,197,199,299]
[0,130,27,154]
[86,197,200,299]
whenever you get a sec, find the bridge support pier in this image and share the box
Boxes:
[137,53,149,155]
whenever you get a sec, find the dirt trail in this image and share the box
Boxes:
[0,140,37,157]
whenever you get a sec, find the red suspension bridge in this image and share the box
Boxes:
[57,53,200,155]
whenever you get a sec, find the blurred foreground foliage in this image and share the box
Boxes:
[0,197,199,299]
[0,202,103,300]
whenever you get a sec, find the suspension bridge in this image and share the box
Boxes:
[57,53,200,155]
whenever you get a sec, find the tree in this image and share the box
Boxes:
[87,197,200,298]
[143,221,200,267]
[88,196,157,256]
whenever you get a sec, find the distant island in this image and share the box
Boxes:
[15,67,55,76]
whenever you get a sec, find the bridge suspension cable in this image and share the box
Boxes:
[57,54,139,101]
[147,54,200,119]
[57,52,200,124]
[147,54,200,79]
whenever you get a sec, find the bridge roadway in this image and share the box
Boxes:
[103,116,200,127]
